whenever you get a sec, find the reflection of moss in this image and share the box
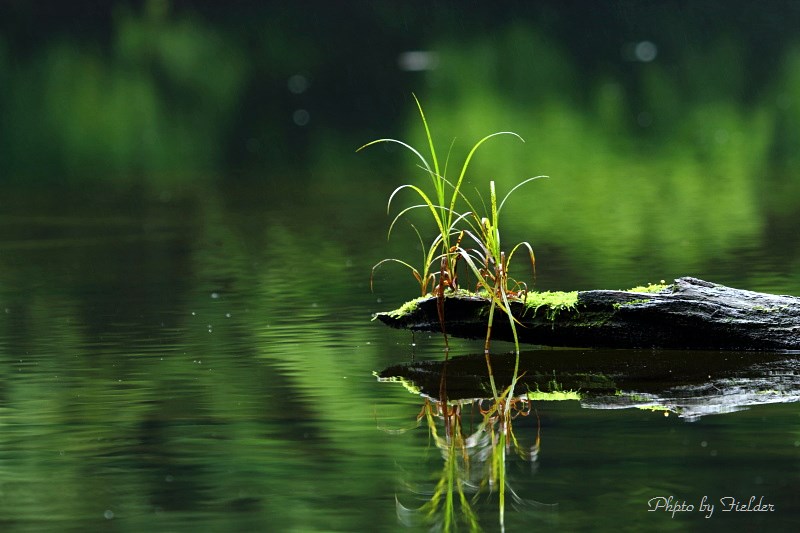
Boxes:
[527,390,581,401]
[372,372,422,396]
[527,372,582,400]
[637,405,673,414]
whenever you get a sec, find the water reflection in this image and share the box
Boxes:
[377,348,800,529]
[392,389,557,531]
[379,349,800,421]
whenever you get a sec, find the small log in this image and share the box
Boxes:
[374,277,800,350]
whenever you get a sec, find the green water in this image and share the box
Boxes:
[0,182,797,532]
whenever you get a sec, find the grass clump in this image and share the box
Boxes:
[360,93,529,300]
[361,94,546,401]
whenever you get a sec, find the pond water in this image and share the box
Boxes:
[0,181,798,533]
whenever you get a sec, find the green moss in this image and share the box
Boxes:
[383,295,428,319]
[613,281,670,309]
[382,288,580,322]
[627,281,669,293]
[524,290,579,320]
[613,298,651,310]
[752,305,788,313]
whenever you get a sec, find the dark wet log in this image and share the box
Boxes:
[374,277,800,350]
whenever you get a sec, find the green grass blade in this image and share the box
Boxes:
[357,138,433,176]
[449,131,524,216]
[412,93,442,199]
[386,184,446,238]
[370,257,423,292]
[507,241,536,280]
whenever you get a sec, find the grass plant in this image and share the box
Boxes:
[360,94,528,303]
[362,94,546,401]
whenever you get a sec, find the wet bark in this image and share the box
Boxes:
[374,277,800,350]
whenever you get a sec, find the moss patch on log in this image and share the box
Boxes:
[626,281,669,293]
[524,290,579,319]
[380,288,581,322]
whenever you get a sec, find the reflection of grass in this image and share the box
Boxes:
[415,401,480,531]
[398,394,555,531]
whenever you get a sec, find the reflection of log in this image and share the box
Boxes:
[377,350,800,420]
[375,277,800,349]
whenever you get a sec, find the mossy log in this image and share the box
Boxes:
[374,277,800,350]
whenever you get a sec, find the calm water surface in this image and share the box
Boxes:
[0,184,797,532]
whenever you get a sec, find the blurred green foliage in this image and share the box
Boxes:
[2,0,800,188]
[2,2,246,181]
[1,1,800,288]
